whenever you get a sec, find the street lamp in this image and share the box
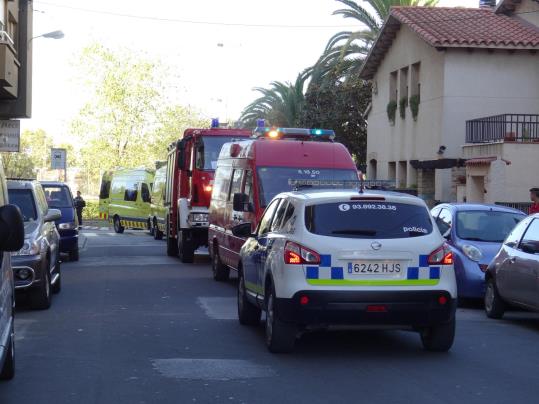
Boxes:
[29,30,64,44]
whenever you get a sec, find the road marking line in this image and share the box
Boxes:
[152,358,275,381]
[84,233,98,237]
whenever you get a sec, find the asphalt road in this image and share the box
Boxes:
[1,228,539,404]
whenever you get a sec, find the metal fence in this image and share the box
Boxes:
[495,202,533,214]
[466,114,539,143]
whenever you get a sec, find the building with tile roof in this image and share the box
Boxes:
[360,0,539,205]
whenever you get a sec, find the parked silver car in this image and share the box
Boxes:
[0,165,25,381]
[484,213,539,318]
[7,180,62,310]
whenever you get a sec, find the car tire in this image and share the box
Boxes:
[177,230,194,263]
[484,278,505,319]
[420,317,455,352]
[0,321,15,380]
[30,260,52,310]
[166,218,178,257]
[51,260,61,294]
[113,216,124,234]
[153,220,163,240]
[212,248,229,281]
[265,285,296,353]
[238,269,261,325]
[69,247,79,262]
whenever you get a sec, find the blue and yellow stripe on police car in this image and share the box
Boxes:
[305,254,441,286]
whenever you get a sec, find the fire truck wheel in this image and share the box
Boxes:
[178,230,195,263]
[166,218,178,256]
[212,248,230,282]
[113,216,124,234]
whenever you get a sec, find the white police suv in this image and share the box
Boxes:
[234,189,457,353]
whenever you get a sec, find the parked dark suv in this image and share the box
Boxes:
[7,180,62,310]
[0,165,25,381]
[41,181,80,261]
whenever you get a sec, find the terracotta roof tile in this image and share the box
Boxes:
[391,7,539,48]
[359,6,539,79]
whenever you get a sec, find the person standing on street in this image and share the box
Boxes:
[529,188,539,215]
[74,191,86,227]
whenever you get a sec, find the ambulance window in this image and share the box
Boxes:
[258,198,280,236]
[215,166,232,201]
[228,169,243,201]
[271,199,289,232]
[141,183,151,203]
[124,183,138,202]
[100,180,111,199]
[243,170,253,204]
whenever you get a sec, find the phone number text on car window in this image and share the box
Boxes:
[350,204,397,210]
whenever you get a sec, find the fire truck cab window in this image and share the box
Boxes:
[196,136,246,171]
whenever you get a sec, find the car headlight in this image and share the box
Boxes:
[59,222,77,230]
[462,244,483,262]
[12,239,40,256]
[190,213,208,222]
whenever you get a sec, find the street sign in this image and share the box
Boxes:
[0,120,20,152]
[51,148,67,170]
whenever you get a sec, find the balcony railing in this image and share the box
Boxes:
[466,114,539,143]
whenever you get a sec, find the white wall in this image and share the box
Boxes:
[512,0,539,27]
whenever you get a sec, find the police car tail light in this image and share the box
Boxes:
[428,244,453,265]
[284,241,320,265]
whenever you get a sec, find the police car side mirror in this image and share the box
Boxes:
[233,193,250,212]
[0,204,24,252]
[231,222,253,238]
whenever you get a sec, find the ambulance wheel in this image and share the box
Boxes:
[166,219,178,257]
[113,216,124,234]
[153,219,163,240]
[420,317,455,352]
[212,248,229,281]
[238,268,261,325]
[265,284,296,353]
[177,230,194,263]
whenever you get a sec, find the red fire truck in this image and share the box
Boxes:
[164,121,251,262]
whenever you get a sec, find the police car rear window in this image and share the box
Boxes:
[304,202,433,239]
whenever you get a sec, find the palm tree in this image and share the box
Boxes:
[310,0,439,86]
[239,72,308,128]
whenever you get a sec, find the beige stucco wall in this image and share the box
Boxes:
[367,25,539,203]
[462,142,539,203]
[512,0,539,26]
[367,25,445,184]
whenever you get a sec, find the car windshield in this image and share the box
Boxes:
[42,185,73,208]
[8,189,37,222]
[257,166,359,208]
[196,136,246,170]
[456,210,525,242]
[305,201,433,239]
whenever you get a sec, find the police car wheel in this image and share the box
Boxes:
[237,270,261,325]
[265,286,296,353]
[113,216,124,234]
[212,249,229,281]
[420,317,455,352]
[484,278,505,319]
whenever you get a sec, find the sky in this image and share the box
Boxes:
[26,0,478,143]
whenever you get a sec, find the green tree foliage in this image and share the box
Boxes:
[301,75,371,165]
[239,73,308,127]
[70,43,206,188]
[312,0,438,85]
[1,129,53,178]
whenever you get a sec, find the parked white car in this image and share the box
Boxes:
[234,189,457,353]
